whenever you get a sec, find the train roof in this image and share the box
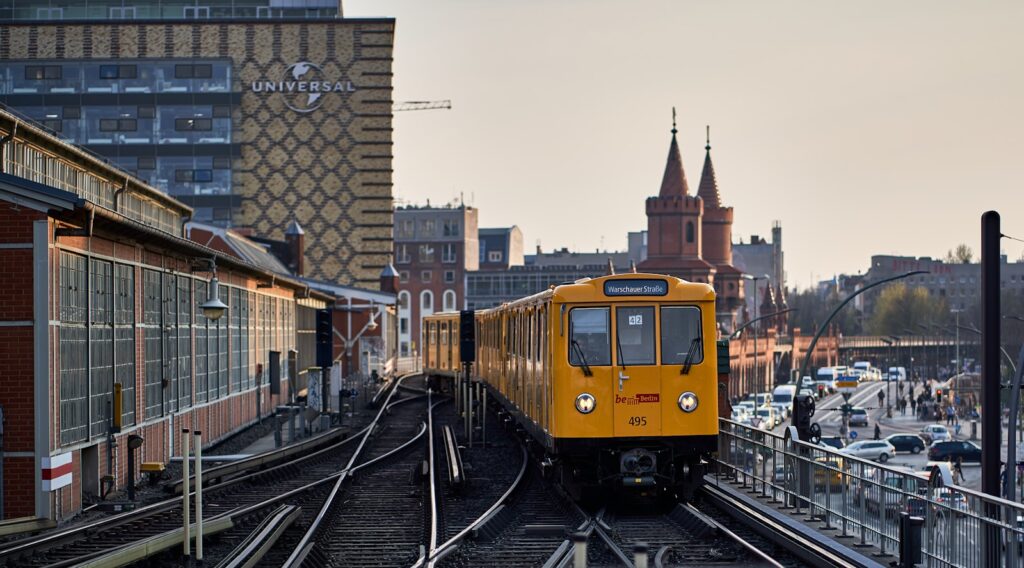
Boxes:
[552,273,715,303]
[469,273,714,316]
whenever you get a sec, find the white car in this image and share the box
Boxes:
[754,407,779,429]
[842,440,896,463]
[921,424,952,445]
[798,388,815,399]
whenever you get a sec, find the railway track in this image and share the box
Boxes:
[0,375,418,568]
[273,387,433,567]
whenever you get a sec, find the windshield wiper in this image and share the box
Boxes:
[616,328,627,370]
[571,339,593,377]
[680,336,702,375]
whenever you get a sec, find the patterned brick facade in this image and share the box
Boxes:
[0,19,394,288]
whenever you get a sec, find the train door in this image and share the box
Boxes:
[612,305,662,437]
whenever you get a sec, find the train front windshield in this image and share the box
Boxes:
[569,304,703,367]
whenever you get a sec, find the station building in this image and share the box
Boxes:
[0,108,397,521]
[0,0,394,288]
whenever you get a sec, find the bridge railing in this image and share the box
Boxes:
[713,418,1024,567]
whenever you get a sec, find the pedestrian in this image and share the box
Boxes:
[911,398,917,416]
[954,457,964,486]
[946,405,955,426]
[877,389,885,408]
[954,421,962,437]
[874,423,881,440]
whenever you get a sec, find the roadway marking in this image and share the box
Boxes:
[816,381,885,423]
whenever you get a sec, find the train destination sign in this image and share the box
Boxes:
[604,279,669,297]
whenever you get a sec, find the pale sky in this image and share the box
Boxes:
[346,0,1024,289]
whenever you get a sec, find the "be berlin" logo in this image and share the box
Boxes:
[251,61,355,113]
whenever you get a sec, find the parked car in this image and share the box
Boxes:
[928,440,982,463]
[843,440,895,463]
[920,424,952,445]
[819,436,846,450]
[849,407,869,427]
[885,433,927,454]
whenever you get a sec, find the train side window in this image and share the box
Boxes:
[615,306,655,365]
[569,307,611,367]
[661,306,703,365]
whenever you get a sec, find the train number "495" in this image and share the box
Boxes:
[627,416,648,427]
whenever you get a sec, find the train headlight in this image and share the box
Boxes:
[575,393,596,414]
[678,392,698,413]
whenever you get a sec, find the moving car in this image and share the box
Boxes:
[849,407,869,427]
[928,440,982,463]
[814,457,845,489]
[934,488,970,517]
[816,367,837,395]
[920,424,951,444]
[860,467,928,517]
[885,433,927,454]
[771,385,797,420]
[755,407,779,429]
[842,440,895,463]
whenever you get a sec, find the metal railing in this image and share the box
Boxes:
[714,418,1024,567]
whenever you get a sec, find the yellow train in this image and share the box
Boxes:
[422,273,718,497]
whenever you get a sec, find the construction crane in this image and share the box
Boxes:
[393,100,452,112]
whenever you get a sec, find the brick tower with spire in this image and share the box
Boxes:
[697,126,744,328]
[638,109,714,284]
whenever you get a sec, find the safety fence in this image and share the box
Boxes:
[714,419,1024,567]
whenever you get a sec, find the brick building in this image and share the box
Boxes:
[393,205,479,357]
[0,0,394,288]
[0,108,401,521]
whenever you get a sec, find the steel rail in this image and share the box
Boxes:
[0,374,418,566]
[681,502,783,568]
[424,443,528,567]
[279,374,420,568]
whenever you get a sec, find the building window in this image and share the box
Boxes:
[488,251,503,263]
[138,106,156,119]
[419,219,436,235]
[442,243,457,263]
[59,252,88,444]
[421,270,433,283]
[443,290,457,312]
[419,244,435,263]
[99,64,138,79]
[444,270,455,283]
[396,244,411,264]
[399,271,409,283]
[99,118,137,132]
[400,318,409,334]
[213,105,231,118]
[142,269,164,419]
[175,169,214,183]
[396,219,414,239]
[398,291,410,311]
[443,220,460,236]
[25,65,62,80]
[421,290,434,314]
[175,64,213,79]
[175,117,213,131]
[109,6,136,18]
[686,221,695,243]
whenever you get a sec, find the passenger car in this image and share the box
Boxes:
[842,440,895,463]
[920,424,951,444]
[928,440,982,463]
[848,407,869,427]
[885,433,926,454]
[819,436,845,450]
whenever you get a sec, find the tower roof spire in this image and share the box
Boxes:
[658,107,691,197]
[696,124,722,208]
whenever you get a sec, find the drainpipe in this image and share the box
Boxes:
[113,177,128,213]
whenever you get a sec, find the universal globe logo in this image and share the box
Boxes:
[250,61,355,114]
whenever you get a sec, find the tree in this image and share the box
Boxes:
[788,287,863,336]
[867,283,951,335]
[945,244,974,264]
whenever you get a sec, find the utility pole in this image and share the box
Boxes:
[980,211,1000,565]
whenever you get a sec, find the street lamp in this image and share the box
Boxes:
[200,259,228,321]
[741,274,770,396]
[902,328,917,383]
